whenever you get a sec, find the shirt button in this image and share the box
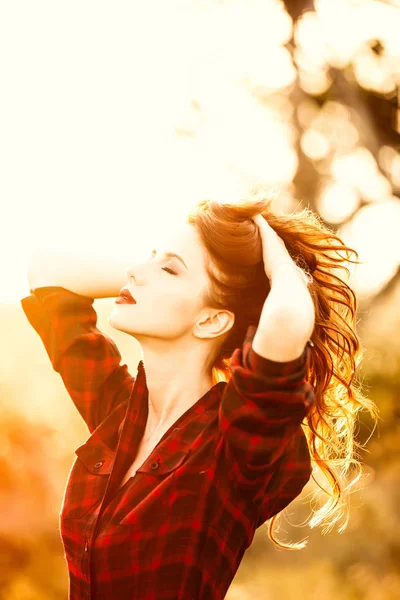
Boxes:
[173,427,179,432]
[150,461,159,470]
[94,461,104,469]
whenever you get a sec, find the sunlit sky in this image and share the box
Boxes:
[2,0,399,304]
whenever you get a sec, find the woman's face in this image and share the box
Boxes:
[109,223,214,343]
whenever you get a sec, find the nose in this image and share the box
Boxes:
[127,249,157,282]
[126,262,145,284]
[126,268,136,282]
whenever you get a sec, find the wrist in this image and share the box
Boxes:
[270,261,313,286]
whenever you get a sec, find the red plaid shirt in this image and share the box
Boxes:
[21,286,315,600]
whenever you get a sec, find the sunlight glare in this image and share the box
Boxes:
[339,198,400,299]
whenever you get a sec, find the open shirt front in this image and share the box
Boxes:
[21,286,315,600]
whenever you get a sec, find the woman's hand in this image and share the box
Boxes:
[252,214,298,282]
[252,213,315,348]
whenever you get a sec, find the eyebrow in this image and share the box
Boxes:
[151,249,188,270]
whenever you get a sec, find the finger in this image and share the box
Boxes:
[253,214,278,237]
[252,214,265,226]
[253,213,274,228]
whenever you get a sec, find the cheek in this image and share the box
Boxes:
[168,293,198,319]
[160,292,201,326]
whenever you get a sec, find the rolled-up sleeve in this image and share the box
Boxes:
[218,325,315,508]
[21,286,135,433]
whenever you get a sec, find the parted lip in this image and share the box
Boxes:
[118,288,136,303]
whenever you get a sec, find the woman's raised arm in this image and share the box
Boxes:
[27,249,133,299]
[22,248,138,433]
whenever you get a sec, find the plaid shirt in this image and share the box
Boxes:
[21,286,315,600]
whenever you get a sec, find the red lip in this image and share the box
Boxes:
[118,288,136,303]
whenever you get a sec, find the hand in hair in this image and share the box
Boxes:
[252,213,315,352]
[252,214,300,282]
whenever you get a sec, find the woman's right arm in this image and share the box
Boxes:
[22,250,137,433]
[27,249,133,299]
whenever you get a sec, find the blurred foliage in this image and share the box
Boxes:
[2,0,400,598]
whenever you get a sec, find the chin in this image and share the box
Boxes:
[108,312,121,330]
[108,313,132,335]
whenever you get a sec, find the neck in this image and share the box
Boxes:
[139,351,214,434]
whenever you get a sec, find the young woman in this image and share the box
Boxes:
[21,197,378,600]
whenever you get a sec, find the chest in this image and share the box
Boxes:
[118,434,165,490]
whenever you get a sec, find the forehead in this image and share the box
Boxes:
[158,223,206,271]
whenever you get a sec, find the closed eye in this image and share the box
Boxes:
[148,251,178,276]
[162,266,178,276]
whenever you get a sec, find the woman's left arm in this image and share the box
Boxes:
[217,216,316,502]
[252,214,315,363]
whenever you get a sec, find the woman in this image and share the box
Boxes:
[21,197,378,600]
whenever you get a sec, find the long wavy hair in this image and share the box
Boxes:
[185,193,379,550]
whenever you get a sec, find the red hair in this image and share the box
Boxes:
[186,194,379,550]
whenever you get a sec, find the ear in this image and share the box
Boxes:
[194,309,235,340]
